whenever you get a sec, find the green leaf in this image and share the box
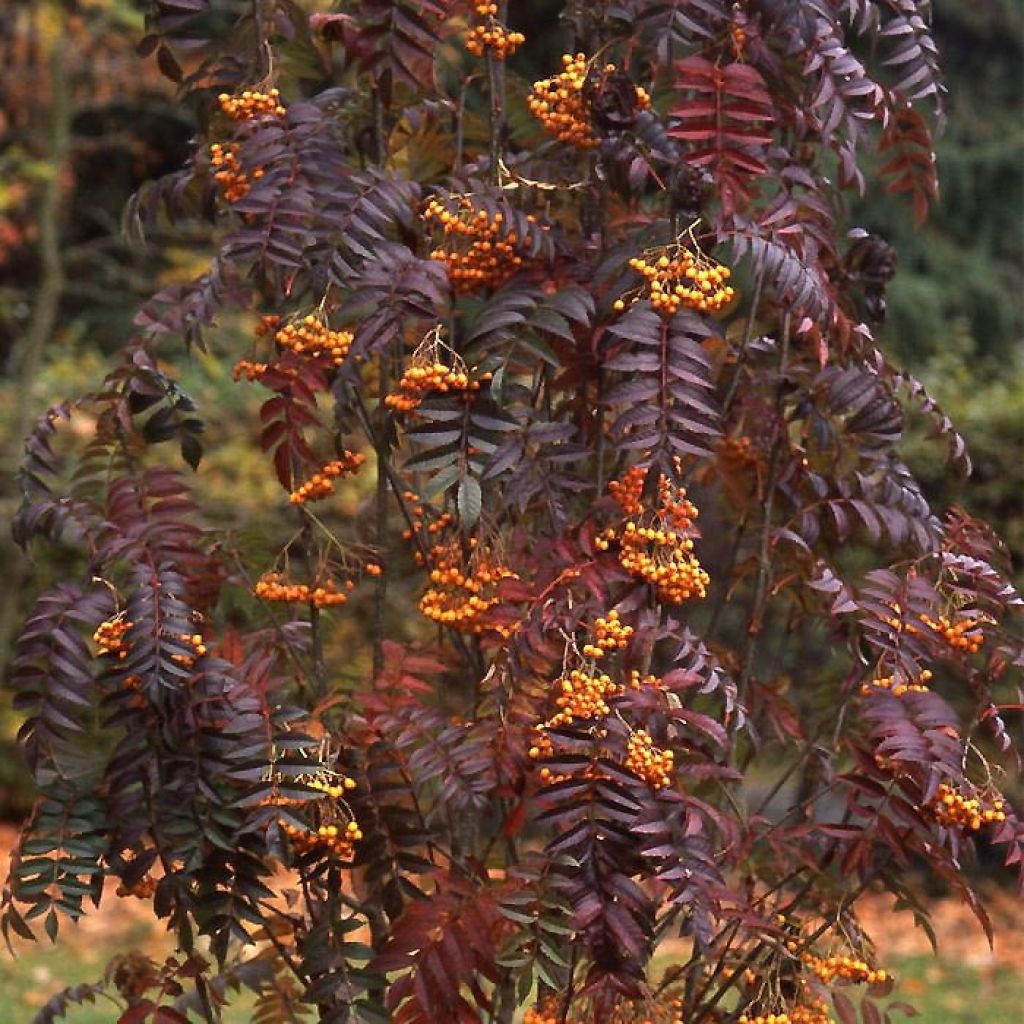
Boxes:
[458,475,482,528]
[422,462,461,499]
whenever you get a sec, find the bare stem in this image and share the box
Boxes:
[737,311,791,701]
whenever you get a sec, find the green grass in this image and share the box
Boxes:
[0,923,256,1023]
[0,920,160,1023]
[884,954,1024,1024]
[3,935,1023,1022]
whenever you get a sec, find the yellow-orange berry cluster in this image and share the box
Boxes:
[254,572,352,608]
[613,521,709,604]
[526,997,684,1024]
[260,771,357,808]
[308,774,357,799]
[802,952,888,986]
[741,1001,830,1024]
[607,464,647,516]
[466,2,525,59]
[788,997,831,1024]
[625,729,675,789]
[718,434,758,469]
[210,142,261,203]
[524,1004,571,1024]
[628,669,664,691]
[920,613,986,654]
[289,452,366,504]
[929,783,1006,831]
[94,616,131,658]
[528,55,651,148]
[385,362,487,412]
[170,632,207,668]
[860,667,932,697]
[423,195,536,292]
[528,53,597,147]
[582,610,633,658]
[617,241,734,317]
[233,359,269,382]
[600,466,709,605]
[609,997,684,1024]
[527,728,554,763]
[255,314,281,337]
[546,668,624,727]
[419,542,518,634]
[274,315,353,367]
[402,491,454,545]
[218,88,285,121]
[282,818,362,860]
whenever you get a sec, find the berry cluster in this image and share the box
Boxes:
[288,452,367,505]
[466,2,525,59]
[419,541,518,634]
[528,54,598,147]
[608,996,684,1024]
[741,1001,831,1024]
[581,610,633,659]
[95,617,204,669]
[423,195,536,292]
[929,783,1006,831]
[802,952,888,986]
[274,315,353,367]
[210,142,260,203]
[232,359,269,382]
[546,667,623,728]
[94,616,131,658]
[281,818,362,860]
[616,239,734,317]
[523,1005,567,1024]
[617,522,710,603]
[308,774,357,799]
[920,613,986,654]
[607,464,647,516]
[255,314,282,337]
[527,728,554,764]
[401,491,454,544]
[386,362,487,412]
[259,771,357,808]
[217,88,285,121]
[170,632,207,668]
[625,729,675,789]
[387,326,491,412]
[254,573,353,608]
[528,55,651,148]
[600,466,709,605]
[628,669,664,691]
[860,667,932,697]
[525,996,684,1024]
[717,434,758,469]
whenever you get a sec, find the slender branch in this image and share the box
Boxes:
[371,361,390,679]
[485,2,508,184]
[721,265,767,418]
[737,311,792,700]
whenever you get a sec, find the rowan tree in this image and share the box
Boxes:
[5,2,1024,1023]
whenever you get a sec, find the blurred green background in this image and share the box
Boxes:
[0,0,1021,1018]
